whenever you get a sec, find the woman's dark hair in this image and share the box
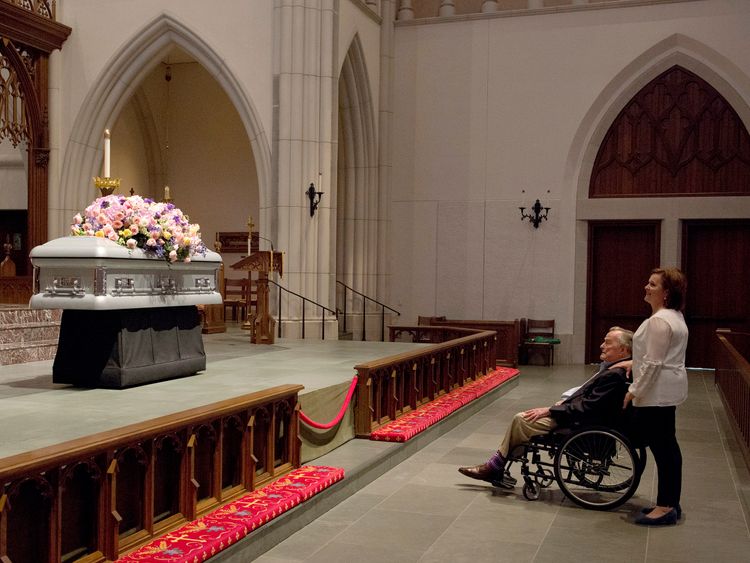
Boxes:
[652,267,687,311]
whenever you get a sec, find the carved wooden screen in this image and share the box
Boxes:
[0,0,70,288]
[590,65,750,197]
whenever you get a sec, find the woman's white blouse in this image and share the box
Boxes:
[629,308,689,407]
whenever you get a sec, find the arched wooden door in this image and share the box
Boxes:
[587,65,750,366]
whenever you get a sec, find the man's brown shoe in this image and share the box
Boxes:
[458,463,499,483]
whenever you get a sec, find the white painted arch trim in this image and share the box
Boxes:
[567,33,750,206]
[57,13,272,219]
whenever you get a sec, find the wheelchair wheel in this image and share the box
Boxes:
[534,467,555,488]
[554,427,641,511]
[523,481,540,501]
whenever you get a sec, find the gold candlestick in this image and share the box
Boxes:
[93,176,121,197]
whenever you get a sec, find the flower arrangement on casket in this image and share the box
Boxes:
[70,195,206,262]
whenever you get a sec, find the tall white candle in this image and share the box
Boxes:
[104,129,111,177]
[164,185,170,200]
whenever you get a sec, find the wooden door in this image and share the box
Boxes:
[587,221,660,363]
[682,220,750,368]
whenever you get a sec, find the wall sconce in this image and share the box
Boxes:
[519,199,550,228]
[306,182,324,217]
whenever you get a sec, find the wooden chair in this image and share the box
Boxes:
[519,318,557,366]
[224,278,250,322]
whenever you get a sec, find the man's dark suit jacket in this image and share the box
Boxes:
[547,359,631,428]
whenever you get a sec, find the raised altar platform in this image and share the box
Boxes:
[0,327,428,461]
[0,326,520,562]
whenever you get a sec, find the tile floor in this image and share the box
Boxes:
[257,365,750,563]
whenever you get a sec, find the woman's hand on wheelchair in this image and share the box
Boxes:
[523,407,551,422]
[623,391,634,409]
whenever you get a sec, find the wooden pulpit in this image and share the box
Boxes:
[231,250,283,344]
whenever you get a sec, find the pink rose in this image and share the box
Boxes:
[126,238,137,249]
[169,250,178,262]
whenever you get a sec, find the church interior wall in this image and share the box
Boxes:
[390,0,750,362]
[109,60,259,266]
[110,100,152,200]
[338,0,382,123]
[55,1,274,143]
[50,1,274,239]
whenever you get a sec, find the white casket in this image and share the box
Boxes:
[29,237,222,388]
[29,237,222,310]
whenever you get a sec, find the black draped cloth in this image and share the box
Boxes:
[53,306,206,388]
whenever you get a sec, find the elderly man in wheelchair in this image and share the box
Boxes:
[459,327,644,510]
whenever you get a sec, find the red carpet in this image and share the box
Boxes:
[117,465,344,562]
[370,367,519,442]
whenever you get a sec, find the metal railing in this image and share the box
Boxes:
[336,281,400,341]
[269,279,337,339]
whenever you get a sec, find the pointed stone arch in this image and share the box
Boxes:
[567,34,750,361]
[55,13,271,236]
[336,32,379,306]
[590,65,750,198]
[567,34,750,204]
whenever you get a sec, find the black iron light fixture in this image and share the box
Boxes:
[306,183,324,217]
[519,199,550,228]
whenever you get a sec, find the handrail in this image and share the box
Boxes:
[0,384,304,480]
[336,280,401,341]
[0,383,303,561]
[359,329,496,370]
[268,279,337,339]
[353,327,498,436]
[715,329,750,474]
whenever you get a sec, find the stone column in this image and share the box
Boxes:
[377,0,396,328]
[439,1,455,17]
[481,0,498,13]
[271,0,338,338]
[397,0,414,21]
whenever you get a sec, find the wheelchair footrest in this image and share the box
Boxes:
[491,471,517,490]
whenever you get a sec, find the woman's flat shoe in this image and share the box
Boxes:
[635,508,678,526]
[641,504,682,519]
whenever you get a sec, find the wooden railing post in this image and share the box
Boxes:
[104,458,120,560]
[354,368,373,437]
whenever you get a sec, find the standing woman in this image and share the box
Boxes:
[624,267,688,526]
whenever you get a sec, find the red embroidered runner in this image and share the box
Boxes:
[117,465,344,562]
[369,367,519,442]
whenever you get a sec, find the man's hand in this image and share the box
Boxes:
[522,407,551,422]
[623,391,634,409]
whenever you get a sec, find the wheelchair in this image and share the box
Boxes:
[499,425,647,511]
